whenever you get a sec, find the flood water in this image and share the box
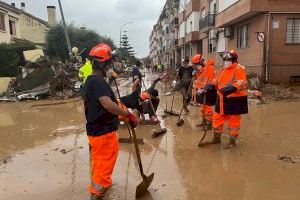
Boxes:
[0,74,300,200]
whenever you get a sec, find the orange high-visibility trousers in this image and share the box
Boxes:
[88,132,119,196]
[200,104,213,121]
[212,113,241,136]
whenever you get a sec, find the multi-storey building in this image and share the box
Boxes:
[150,0,300,83]
[0,1,56,46]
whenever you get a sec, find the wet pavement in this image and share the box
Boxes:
[0,74,300,200]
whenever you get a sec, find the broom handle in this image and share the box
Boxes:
[198,92,208,146]
[113,79,132,138]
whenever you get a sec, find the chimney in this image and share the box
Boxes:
[11,3,15,7]
[21,2,25,11]
[47,6,56,26]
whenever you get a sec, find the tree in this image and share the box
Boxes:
[46,23,116,61]
[0,43,36,77]
[118,31,137,64]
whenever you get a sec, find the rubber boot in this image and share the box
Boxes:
[205,132,221,145]
[223,135,237,149]
[197,120,212,130]
[90,194,103,200]
[206,120,212,131]
[183,107,190,115]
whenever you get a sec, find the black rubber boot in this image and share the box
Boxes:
[206,120,212,131]
[223,135,237,149]
[205,132,221,145]
[90,194,103,200]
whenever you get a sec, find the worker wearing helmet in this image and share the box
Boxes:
[120,73,167,122]
[83,43,138,199]
[192,54,216,130]
[205,50,248,149]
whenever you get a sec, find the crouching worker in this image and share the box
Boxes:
[192,54,216,130]
[84,43,138,199]
[120,73,167,122]
[205,50,248,149]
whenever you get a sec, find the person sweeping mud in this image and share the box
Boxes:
[204,50,248,149]
[177,57,194,115]
[83,43,138,199]
[192,54,216,130]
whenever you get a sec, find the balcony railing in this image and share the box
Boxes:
[199,13,216,31]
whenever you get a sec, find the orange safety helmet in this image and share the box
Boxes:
[89,43,114,63]
[140,92,150,101]
[222,49,238,62]
[192,54,203,64]
[98,43,113,51]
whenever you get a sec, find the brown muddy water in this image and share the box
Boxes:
[0,75,300,200]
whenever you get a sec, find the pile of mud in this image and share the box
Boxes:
[261,84,300,102]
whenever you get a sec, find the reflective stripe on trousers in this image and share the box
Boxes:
[88,132,119,196]
[212,113,241,136]
[200,104,213,121]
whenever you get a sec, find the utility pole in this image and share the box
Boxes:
[58,0,73,59]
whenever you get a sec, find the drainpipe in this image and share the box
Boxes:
[265,13,271,83]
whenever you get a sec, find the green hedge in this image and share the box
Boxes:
[0,43,36,77]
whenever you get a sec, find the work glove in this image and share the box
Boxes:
[109,71,118,81]
[204,84,216,91]
[126,111,139,128]
[219,85,237,96]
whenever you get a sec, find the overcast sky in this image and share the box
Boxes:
[3,0,165,58]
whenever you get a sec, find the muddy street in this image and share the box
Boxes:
[0,74,300,200]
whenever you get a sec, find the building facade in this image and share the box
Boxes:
[0,1,56,46]
[150,0,300,84]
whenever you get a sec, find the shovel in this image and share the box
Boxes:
[113,79,144,145]
[176,78,194,126]
[198,92,208,147]
[131,127,155,197]
[141,80,167,138]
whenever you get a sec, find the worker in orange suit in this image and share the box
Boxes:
[83,43,138,199]
[191,54,216,130]
[204,50,248,149]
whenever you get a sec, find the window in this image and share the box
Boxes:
[208,29,217,53]
[0,13,5,31]
[237,24,250,48]
[9,20,16,36]
[286,19,300,44]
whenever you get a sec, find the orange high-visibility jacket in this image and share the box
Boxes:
[196,59,215,89]
[214,62,248,115]
[214,62,247,97]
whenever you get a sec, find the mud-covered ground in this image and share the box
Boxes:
[0,73,300,200]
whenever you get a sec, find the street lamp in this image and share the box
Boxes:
[119,22,133,48]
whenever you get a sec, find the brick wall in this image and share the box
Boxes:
[269,13,300,83]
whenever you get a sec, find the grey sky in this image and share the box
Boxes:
[3,0,165,58]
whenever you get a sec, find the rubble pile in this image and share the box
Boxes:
[261,84,299,102]
[0,56,82,102]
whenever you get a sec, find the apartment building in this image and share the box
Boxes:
[0,1,56,46]
[150,0,300,83]
[150,0,180,68]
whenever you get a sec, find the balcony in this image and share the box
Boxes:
[170,17,179,29]
[199,13,216,32]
